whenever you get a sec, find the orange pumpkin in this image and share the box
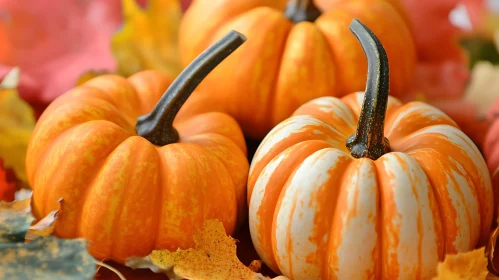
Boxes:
[248,19,493,279]
[26,31,249,263]
[178,0,416,139]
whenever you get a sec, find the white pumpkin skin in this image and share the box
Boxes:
[247,93,493,280]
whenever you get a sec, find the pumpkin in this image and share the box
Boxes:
[248,19,493,279]
[484,100,499,215]
[26,31,249,263]
[178,0,416,139]
[485,101,499,174]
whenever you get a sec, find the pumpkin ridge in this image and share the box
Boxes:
[30,120,132,198]
[75,139,129,241]
[178,132,248,227]
[271,22,337,126]
[321,157,357,278]
[33,121,131,237]
[397,124,493,245]
[250,139,331,273]
[406,149,449,257]
[151,144,165,254]
[240,7,292,134]
[105,137,161,261]
[59,94,137,131]
[180,0,284,67]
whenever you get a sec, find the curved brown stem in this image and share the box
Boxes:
[345,19,391,160]
[285,0,321,23]
[135,30,246,146]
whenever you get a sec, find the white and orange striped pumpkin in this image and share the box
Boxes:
[248,19,493,280]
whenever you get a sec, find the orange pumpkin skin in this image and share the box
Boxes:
[26,70,249,263]
[247,93,493,279]
[178,0,416,139]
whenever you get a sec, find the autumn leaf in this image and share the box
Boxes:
[0,67,35,184]
[0,0,122,105]
[464,61,499,116]
[401,0,469,63]
[126,219,289,280]
[432,247,496,280]
[111,0,182,78]
[76,70,114,86]
[0,159,16,202]
[0,191,96,280]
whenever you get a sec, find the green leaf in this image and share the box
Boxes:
[0,198,33,243]
[0,192,97,280]
[0,236,96,280]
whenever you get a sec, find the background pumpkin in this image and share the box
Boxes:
[248,19,493,279]
[26,31,249,263]
[484,99,499,215]
[178,0,416,139]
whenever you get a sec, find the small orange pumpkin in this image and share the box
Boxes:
[179,0,416,139]
[26,31,249,263]
[248,19,493,279]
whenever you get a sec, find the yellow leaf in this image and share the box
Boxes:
[76,70,114,86]
[111,0,182,77]
[126,219,289,280]
[0,68,36,184]
[464,61,499,116]
[433,247,494,280]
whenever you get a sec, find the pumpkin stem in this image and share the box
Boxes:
[345,19,391,160]
[285,0,321,23]
[135,30,246,146]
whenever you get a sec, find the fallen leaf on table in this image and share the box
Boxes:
[0,159,16,202]
[0,67,35,184]
[25,199,61,242]
[433,247,496,280]
[111,0,182,78]
[0,191,96,280]
[0,194,33,243]
[126,219,289,280]
[0,0,121,105]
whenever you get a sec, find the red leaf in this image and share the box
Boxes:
[0,159,17,202]
[0,0,123,105]
[401,0,472,63]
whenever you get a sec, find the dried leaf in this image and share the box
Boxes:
[0,67,36,183]
[433,247,492,280]
[0,191,96,279]
[126,220,288,280]
[0,0,122,104]
[111,0,182,77]
[25,199,61,242]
